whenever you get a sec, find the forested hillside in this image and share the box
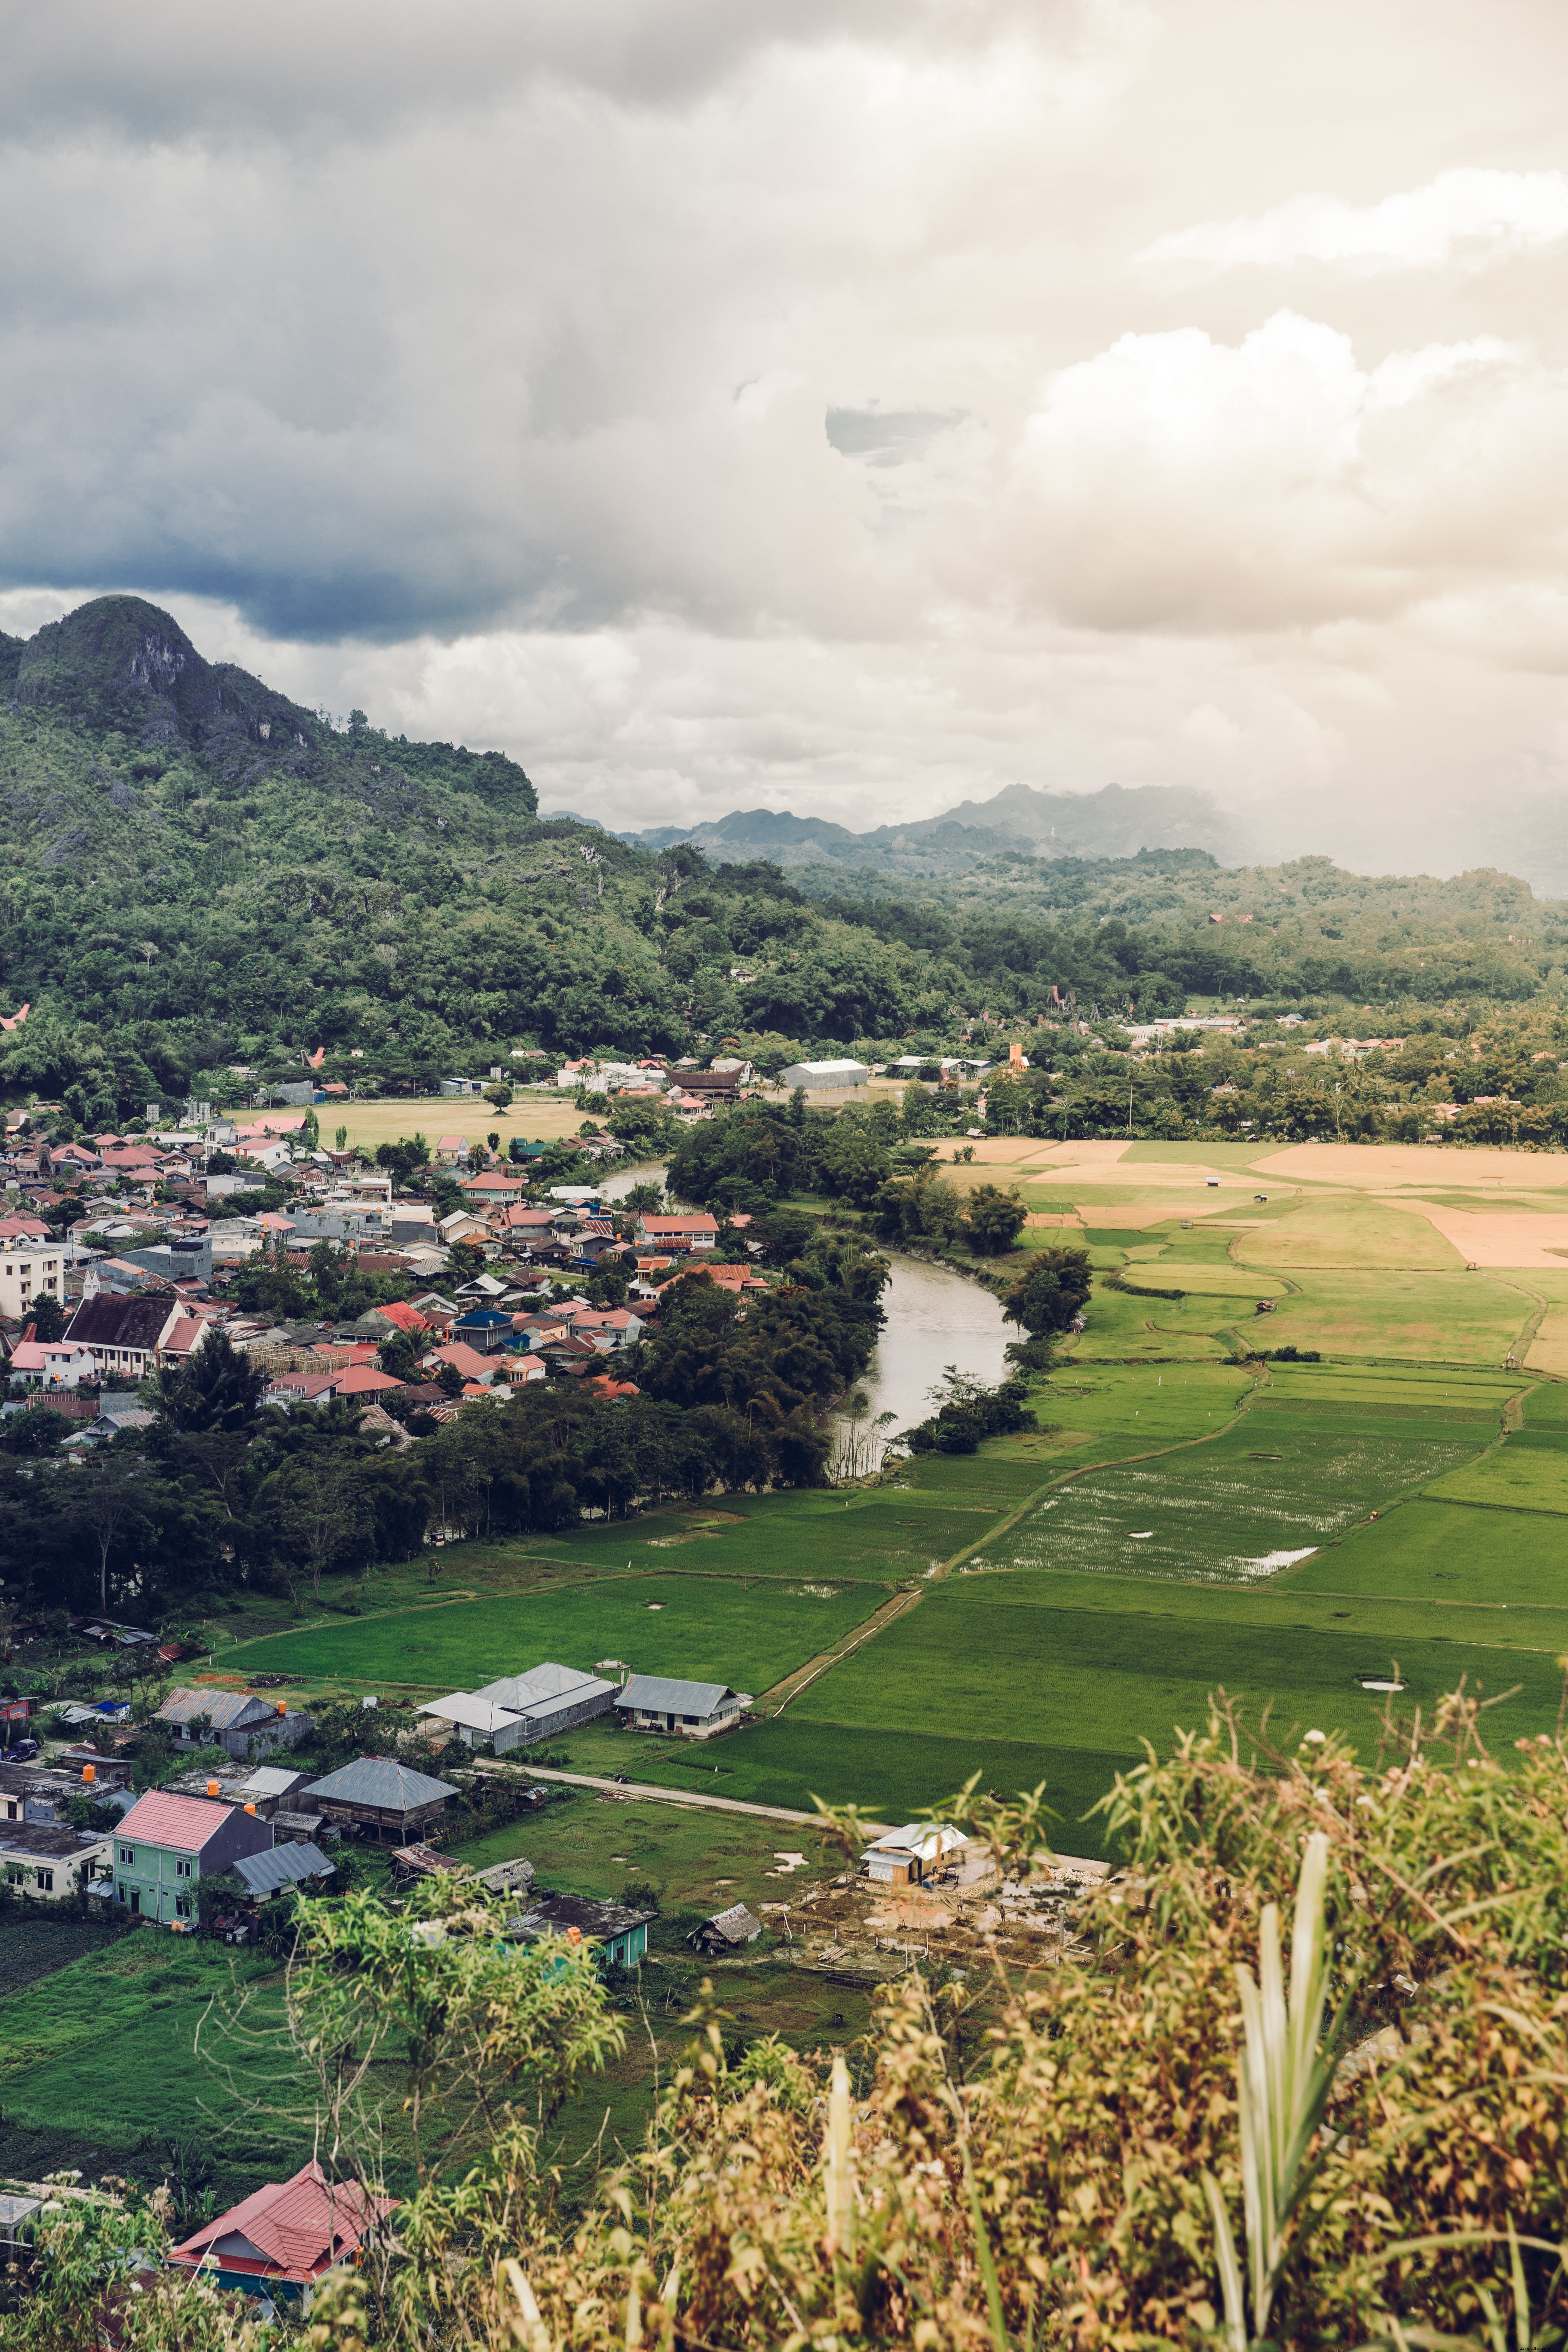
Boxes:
[0,596,1565,1123]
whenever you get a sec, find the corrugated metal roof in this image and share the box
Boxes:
[117,1790,236,1852]
[424,1692,521,1734]
[617,1675,742,1718]
[237,1767,306,1798]
[303,1758,457,1810]
[513,1891,654,1942]
[157,1685,276,1732]
[692,1902,762,1944]
[864,1825,969,1861]
[473,1661,613,1714]
[168,2161,394,2284]
[232,1842,335,1897]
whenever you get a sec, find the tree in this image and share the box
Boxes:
[1003,1244,1092,1333]
[3,1406,73,1457]
[962,1182,1027,1254]
[268,1450,365,1602]
[622,1181,664,1216]
[300,1106,320,1149]
[447,1238,488,1283]
[69,1454,149,1612]
[334,1124,349,1149]
[26,1294,67,1343]
[156,1326,266,1433]
[378,1327,423,1383]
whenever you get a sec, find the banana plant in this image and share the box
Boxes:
[1203,1829,1357,2350]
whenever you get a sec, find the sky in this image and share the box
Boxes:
[3,0,1568,879]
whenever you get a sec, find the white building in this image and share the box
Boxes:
[615,1675,751,1738]
[861,1824,970,1886]
[780,1060,870,1092]
[0,1240,64,1320]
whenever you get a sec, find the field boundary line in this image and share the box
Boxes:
[771,1366,1271,1716]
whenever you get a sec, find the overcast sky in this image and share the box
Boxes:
[4,0,1568,874]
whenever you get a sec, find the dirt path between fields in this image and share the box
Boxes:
[471,1757,891,1834]
[760,1365,1272,1717]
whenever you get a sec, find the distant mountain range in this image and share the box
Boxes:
[613,782,1233,883]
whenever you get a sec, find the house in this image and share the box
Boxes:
[419,1692,527,1749]
[374,1299,435,1338]
[437,1210,491,1246]
[509,1890,654,1971]
[301,1757,458,1844]
[154,1686,312,1761]
[469,1661,617,1752]
[167,2162,395,2308]
[0,1823,112,1901]
[615,1675,751,1738]
[861,1823,970,1886]
[112,1790,275,1924]
[424,1340,498,1387]
[780,1059,870,1092]
[451,1306,513,1353]
[63,1291,184,1379]
[271,1807,328,1846]
[686,1902,762,1954]
[330,1366,404,1401]
[0,1239,66,1321]
[0,1763,87,1825]
[633,1214,718,1253]
[460,1172,530,1205]
[7,1335,96,1388]
[231,1765,312,1818]
[230,1841,337,1901]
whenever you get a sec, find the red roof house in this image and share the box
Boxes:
[425,1341,498,1385]
[168,2160,395,2303]
[331,1366,406,1397]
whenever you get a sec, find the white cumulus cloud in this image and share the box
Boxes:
[1143,167,1568,276]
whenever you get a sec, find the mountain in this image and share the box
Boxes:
[619,781,1234,883]
[0,595,1559,1128]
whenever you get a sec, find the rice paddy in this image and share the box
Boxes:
[199,1141,1568,1848]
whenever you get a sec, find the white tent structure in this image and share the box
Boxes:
[861,1824,970,1886]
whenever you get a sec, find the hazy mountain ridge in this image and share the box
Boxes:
[620,779,1234,879]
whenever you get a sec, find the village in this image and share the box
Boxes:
[0,1615,1107,2318]
[0,1058,806,1439]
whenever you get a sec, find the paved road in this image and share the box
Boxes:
[473,1759,892,1835]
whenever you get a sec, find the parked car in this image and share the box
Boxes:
[5,1738,39,1763]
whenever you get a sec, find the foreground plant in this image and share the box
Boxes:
[12,1687,1568,2350]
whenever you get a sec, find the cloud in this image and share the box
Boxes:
[1005,312,1545,630]
[1142,167,1568,276]
[6,0,1568,886]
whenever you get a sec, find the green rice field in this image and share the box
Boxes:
[225,1570,885,1697]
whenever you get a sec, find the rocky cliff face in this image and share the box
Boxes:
[10,593,318,758]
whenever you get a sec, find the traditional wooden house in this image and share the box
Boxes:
[167,2162,395,2309]
[686,1902,762,1954]
[300,1757,457,1844]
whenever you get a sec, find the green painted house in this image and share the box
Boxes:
[113,1788,274,1926]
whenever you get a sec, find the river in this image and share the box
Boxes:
[598,1158,1011,1448]
[851,1254,1012,1437]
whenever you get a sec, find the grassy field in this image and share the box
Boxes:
[196,1145,1568,1829]
[331,1093,588,1154]
[0,1934,314,2208]
[225,1571,886,1698]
